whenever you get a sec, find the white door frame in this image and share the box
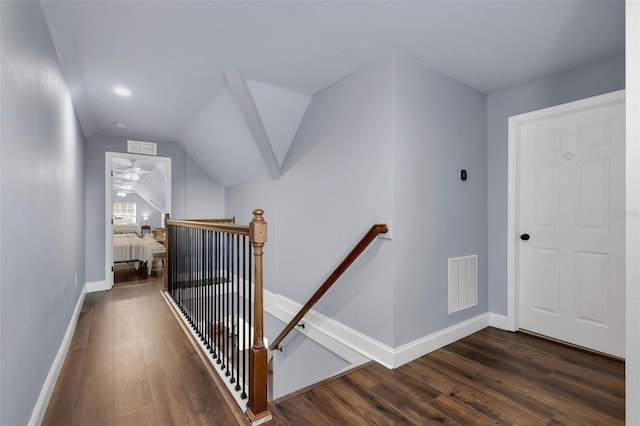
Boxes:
[105,151,172,290]
[506,89,626,332]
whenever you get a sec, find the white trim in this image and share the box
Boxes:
[105,152,172,290]
[392,314,489,367]
[489,313,509,330]
[264,289,490,368]
[28,284,87,426]
[506,90,626,333]
[626,2,640,423]
[85,280,109,293]
[264,291,369,366]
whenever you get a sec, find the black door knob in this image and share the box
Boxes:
[520,233,530,241]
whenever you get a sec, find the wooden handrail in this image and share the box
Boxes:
[268,223,388,352]
[166,219,250,235]
[182,217,235,224]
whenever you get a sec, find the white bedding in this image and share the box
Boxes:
[113,233,165,274]
[142,234,165,257]
[114,223,141,235]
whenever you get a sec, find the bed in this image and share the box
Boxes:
[114,223,141,235]
[113,233,165,274]
[113,216,141,235]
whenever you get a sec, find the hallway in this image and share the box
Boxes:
[43,281,625,425]
[42,283,238,425]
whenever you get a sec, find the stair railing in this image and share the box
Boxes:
[269,223,388,352]
[164,210,271,424]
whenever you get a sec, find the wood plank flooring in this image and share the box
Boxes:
[45,282,625,425]
[113,262,164,287]
[270,328,625,425]
[42,283,240,426]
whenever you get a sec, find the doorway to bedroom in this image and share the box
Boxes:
[105,152,172,289]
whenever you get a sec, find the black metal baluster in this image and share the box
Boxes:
[221,232,227,373]
[180,226,184,310]
[197,228,202,338]
[247,236,253,399]
[209,230,214,354]
[215,231,221,363]
[185,228,189,322]
[233,234,240,390]
[230,234,236,385]
[177,227,182,312]
[190,227,194,326]
[172,226,176,303]
[227,232,232,377]
[196,229,204,342]
[185,227,189,316]
[194,228,196,326]
[179,226,182,306]
[241,235,247,399]
[204,230,209,349]
[205,230,211,353]
[174,226,178,305]
[193,228,197,328]
[187,228,191,325]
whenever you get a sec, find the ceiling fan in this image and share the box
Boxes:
[113,159,152,182]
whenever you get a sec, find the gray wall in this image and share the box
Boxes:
[226,52,490,394]
[85,133,224,283]
[0,2,86,424]
[487,54,625,314]
[226,53,395,346]
[264,313,350,399]
[392,53,488,346]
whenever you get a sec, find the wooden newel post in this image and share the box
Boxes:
[247,209,271,423]
[163,213,170,292]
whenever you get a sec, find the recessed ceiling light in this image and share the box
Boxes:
[114,121,128,129]
[113,86,131,96]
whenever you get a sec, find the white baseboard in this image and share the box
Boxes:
[392,313,490,367]
[86,280,110,293]
[489,313,510,330]
[264,290,491,369]
[29,284,87,426]
[264,291,369,365]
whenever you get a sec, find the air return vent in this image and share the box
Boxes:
[127,140,157,156]
[448,255,478,314]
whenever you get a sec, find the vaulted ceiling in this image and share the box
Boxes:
[41,0,624,186]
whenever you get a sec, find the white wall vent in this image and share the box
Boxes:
[448,255,478,314]
[127,140,157,156]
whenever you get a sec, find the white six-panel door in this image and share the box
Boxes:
[515,92,625,358]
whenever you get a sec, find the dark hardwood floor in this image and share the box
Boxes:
[42,283,240,425]
[44,281,625,425]
[270,328,625,425]
[113,261,164,287]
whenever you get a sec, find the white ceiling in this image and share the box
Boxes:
[41,0,624,184]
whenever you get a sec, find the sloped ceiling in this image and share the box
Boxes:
[41,1,624,187]
[112,158,166,212]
